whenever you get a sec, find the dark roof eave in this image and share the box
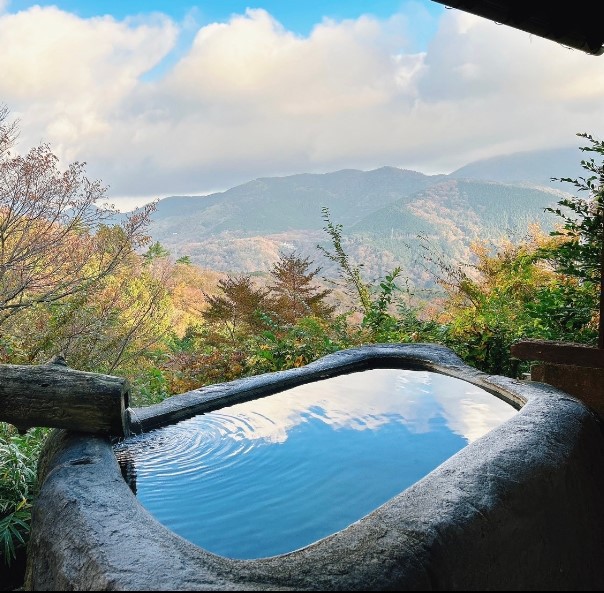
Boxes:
[432,1,604,56]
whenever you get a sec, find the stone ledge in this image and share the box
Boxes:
[24,344,604,591]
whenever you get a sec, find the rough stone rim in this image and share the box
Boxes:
[26,343,603,591]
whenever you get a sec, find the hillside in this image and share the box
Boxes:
[139,155,570,287]
[346,178,564,282]
[448,146,584,186]
[148,167,446,236]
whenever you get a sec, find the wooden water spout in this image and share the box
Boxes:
[0,355,130,436]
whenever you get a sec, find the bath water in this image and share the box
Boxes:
[114,369,516,559]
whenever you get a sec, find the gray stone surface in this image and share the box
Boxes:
[24,344,604,590]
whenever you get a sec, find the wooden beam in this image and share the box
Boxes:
[531,363,604,416]
[0,357,130,436]
[511,340,604,369]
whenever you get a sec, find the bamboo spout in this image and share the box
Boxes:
[0,356,130,436]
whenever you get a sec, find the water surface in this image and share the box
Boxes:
[114,369,516,559]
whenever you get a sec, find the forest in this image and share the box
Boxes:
[1,105,602,583]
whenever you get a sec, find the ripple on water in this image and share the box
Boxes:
[114,369,517,559]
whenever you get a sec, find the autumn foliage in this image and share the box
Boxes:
[1,104,602,576]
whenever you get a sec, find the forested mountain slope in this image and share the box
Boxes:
[141,155,568,283]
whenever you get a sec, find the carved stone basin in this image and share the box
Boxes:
[24,344,604,590]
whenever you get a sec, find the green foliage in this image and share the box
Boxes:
[143,241,170,263]
[524,280,599,343]
[360,267,403,339]
[250,315,351,373]
[443,306,526,376]
[428,220,600,374]
[542,132,604,285]
[395,302,448,343]
[0,504,30,567]
[419,235,538,373]
[129,366,171,408]
[317,208,443,345]
[0,424,47,566]
[317,207,372,314]
[534,131,603,348]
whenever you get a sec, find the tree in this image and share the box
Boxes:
[316,206,407,339]
[0,107,155,326]
[543,133,604,284]
[202,275,269,344]
[317,207,372,314]
[143,241,170,263]
[0,106,163,582]
[540,132,603,346]
[0,105,18,160]
[267,251,335,325]
[42,253,173,374]
[0,220,174,375]
[423,227,597,375]
[168,263,223,338]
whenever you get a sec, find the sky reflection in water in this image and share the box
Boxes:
[114,369,517,559]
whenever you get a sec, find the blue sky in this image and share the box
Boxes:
[5,1,445,82]
[7,1,445,39]
[1,1,602,210]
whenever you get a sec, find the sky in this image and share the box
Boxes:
[1,0,603,211]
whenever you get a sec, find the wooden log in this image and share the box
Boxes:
[510,339,604,369]
[0,357,130,436]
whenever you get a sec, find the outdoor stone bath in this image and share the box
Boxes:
[25,344,604,591]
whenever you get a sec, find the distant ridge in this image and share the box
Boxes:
[150,167,447,233]
[449,146,584,185]
[138,150,576,282]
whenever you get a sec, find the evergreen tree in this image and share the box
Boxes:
[267,251,335,325]
[202,275,269,343]
[143,241,170,263]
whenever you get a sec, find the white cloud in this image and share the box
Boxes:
[0,6,177,162]
[185,369,515,446]
[1,4,603,204]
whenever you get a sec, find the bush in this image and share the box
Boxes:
[0,424,47,567]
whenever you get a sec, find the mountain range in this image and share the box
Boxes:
[138,146,583,287]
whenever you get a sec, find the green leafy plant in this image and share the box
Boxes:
[130,367,171,407]
[360,267,403,340]
[317,207,417,342]
[317,207,373,314]
[543,132,604,285]
[0,424,47,566]
[250,315,351,372]
[0,501,30,566]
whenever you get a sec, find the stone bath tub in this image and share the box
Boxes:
[24,344,604,590]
